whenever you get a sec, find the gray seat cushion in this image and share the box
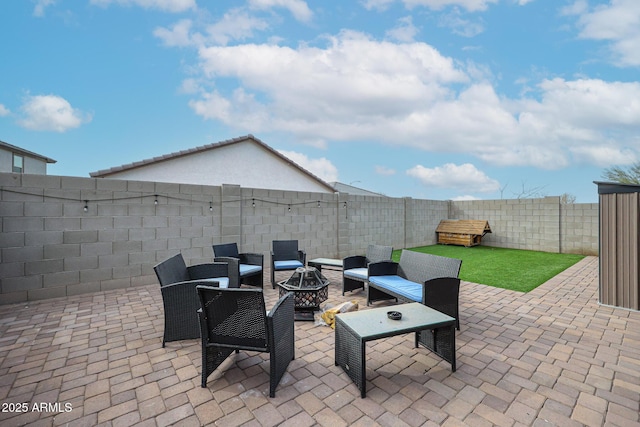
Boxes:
[343,268,368,281]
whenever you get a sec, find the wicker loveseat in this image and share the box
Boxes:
[367,249,462,329]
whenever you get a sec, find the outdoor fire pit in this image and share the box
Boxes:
[277,267,330,321]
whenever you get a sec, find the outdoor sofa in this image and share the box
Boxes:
[367,249,462,329]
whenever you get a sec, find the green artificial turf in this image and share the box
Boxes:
[392,245,585,293]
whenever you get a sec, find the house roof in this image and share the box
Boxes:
[0,140,57,163]
[329,181,386,197]
[89,135,336,192]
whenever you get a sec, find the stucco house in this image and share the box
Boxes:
[0,140,56,174]
[90,135,336,193]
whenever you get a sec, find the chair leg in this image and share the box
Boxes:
[201,345,234,388]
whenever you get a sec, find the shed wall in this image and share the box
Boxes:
[599,192,640,310]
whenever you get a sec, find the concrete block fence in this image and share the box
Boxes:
[0,172,598,304]
[449,197,599,254]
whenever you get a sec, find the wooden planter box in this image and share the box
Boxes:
[436,220,492,247]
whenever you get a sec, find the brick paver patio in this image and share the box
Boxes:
[1,256,639,426]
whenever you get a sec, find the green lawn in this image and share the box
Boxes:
[393,245,585,293]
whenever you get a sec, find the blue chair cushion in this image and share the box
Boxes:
[344,268,368,281]
[274,260,304,270]
[240,264,262,276]
[368,275,421,302]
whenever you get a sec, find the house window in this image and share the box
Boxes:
[13,154,24,173]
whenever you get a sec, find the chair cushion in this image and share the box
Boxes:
[344,268,368,281]
[240,264,262,276]
[274,260,304,270]
[368,275,421,302]
[209,277,230,289]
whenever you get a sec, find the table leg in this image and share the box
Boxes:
[335,318,367,397]
[416,323,456,372]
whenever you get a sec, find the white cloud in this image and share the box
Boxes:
[248,0,313,23]
[154,19,196,47]
[205,8,270,45]
[0,104,10,116]
[375,165,396,176]
[178,78,201,94]
[560,0,588,16]
[33,0,55,17]
[364,0,499,12]
[170,24,640,172]
[572,0,640,66]
[277,150,338,182]
[191,30,468,145]
[18,95,92,132]
[570,145,637,168]
[361,0,395,11]
[438,7,485,37]
[386,16,419,42]
[532,78,640,128]
[154,10,269,47]
[90,0,196,13]
[407,163,500,193]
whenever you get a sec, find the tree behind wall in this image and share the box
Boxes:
[602,163,640,184]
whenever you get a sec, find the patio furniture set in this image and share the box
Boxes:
[153,241,462,397]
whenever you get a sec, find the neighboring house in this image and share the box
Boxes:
[330,181,386,197]
[0,140,56,175]
[90,135,336,193]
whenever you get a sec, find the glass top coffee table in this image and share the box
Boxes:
[277,267,330,321]
[334,303,456,397]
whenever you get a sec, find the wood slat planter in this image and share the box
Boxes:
[436,220,492,247]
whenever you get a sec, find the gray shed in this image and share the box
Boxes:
[596,181,640,310]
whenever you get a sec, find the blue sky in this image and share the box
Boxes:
[2,0,640,203]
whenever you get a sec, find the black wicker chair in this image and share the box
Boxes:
[196,286,295,397]
[213,243,264,288]
[270,240,306,289]
[342,244,393,295]
[154,253,238,347]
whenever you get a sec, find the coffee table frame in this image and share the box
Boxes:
[334,303,456,397]
[308,257,343,272]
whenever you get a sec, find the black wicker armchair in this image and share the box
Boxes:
[342,244,393,295]
[213,243,264,288]
[154,253,238,347]
[196,286,295,397]
[420,277,461,331]
[270,240,306,288]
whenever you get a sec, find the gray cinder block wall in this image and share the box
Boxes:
[0,173,598,304]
